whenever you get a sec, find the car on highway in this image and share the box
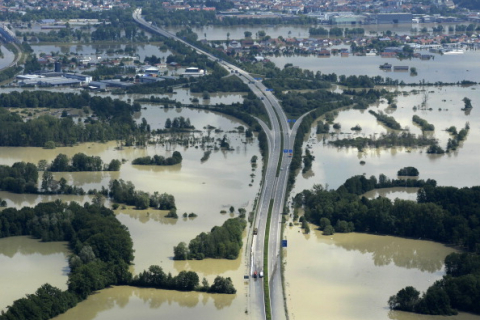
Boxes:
[253,271,258,278]
[259,271,264,278]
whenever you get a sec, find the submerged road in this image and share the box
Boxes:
[133,9,304,320]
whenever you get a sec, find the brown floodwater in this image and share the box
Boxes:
[0,236,69,312]
[293,85,480,192]
[0,106,260,319]
[283,226,480,320]
[52,286,243,320]
[1,86,478,319]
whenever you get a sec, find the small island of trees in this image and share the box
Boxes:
[132,151,183,166]
[48,153,121,172]
[173,217,246,260]
[369,110,402,130]
[412,115,435,131]
[397,166,419,177]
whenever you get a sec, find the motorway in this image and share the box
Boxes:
[133,9,303,320]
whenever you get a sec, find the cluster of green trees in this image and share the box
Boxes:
[329,131,436,151]
[124,77,188,94]
[263,77,331,91]
[188,73,249,93]
[135,96,177,105]
[316,120,330,134]
[165,117,194,130]
[397,166,419,176]
[0,162,38,194]
[0,91,145,147]
[389,251,480,315]
[132,151,182,166]
[338,74,375,88]
[308,27,365,37]
[368,110,402,130]
[15,8,147,42]
[277,89,353,117]
[446,122,470,152]
[107,179,176,210]
[412,115,435,131]
[302,149,314,174]
[0,201,134,319]
[48,153,121,172]
[19,28,87,43]
[131,265,236,294]
[173,218,246,260]
[83,65,126,80]
[0,65,23,83]
[309,27,329,36]
[296,174,480,251]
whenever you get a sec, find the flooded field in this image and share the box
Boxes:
[292,85,480,193]
[0,106,259,318]
[31,43,172,61]
[0,236,69,311]
[283,226,480,320]
[269,49,480,84]
[0,87,246,107]
[166,23,467,41]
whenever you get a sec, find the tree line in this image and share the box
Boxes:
[173,217,246,260]
[132,151,182,166]
[48,153,121,172]
[0,91,146,147]
[107,179,176,211]
[329,131,436,151]
[368,110,402,130]
[0,161,86,195]
[132,265,236,294]
[0,162,38,194]
[296,174,479,248]
[412,115,435,131]
[164,117,194,130]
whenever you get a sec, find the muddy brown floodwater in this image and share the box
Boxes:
[0,106,260,319]
[284,226,480,320]
[285,85,480,320]
[0,236,69,311]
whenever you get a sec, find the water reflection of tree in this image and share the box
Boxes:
[173,251,242,275]
[332,235,447,273]
[118,209,178,225]
[0,236,68,258]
